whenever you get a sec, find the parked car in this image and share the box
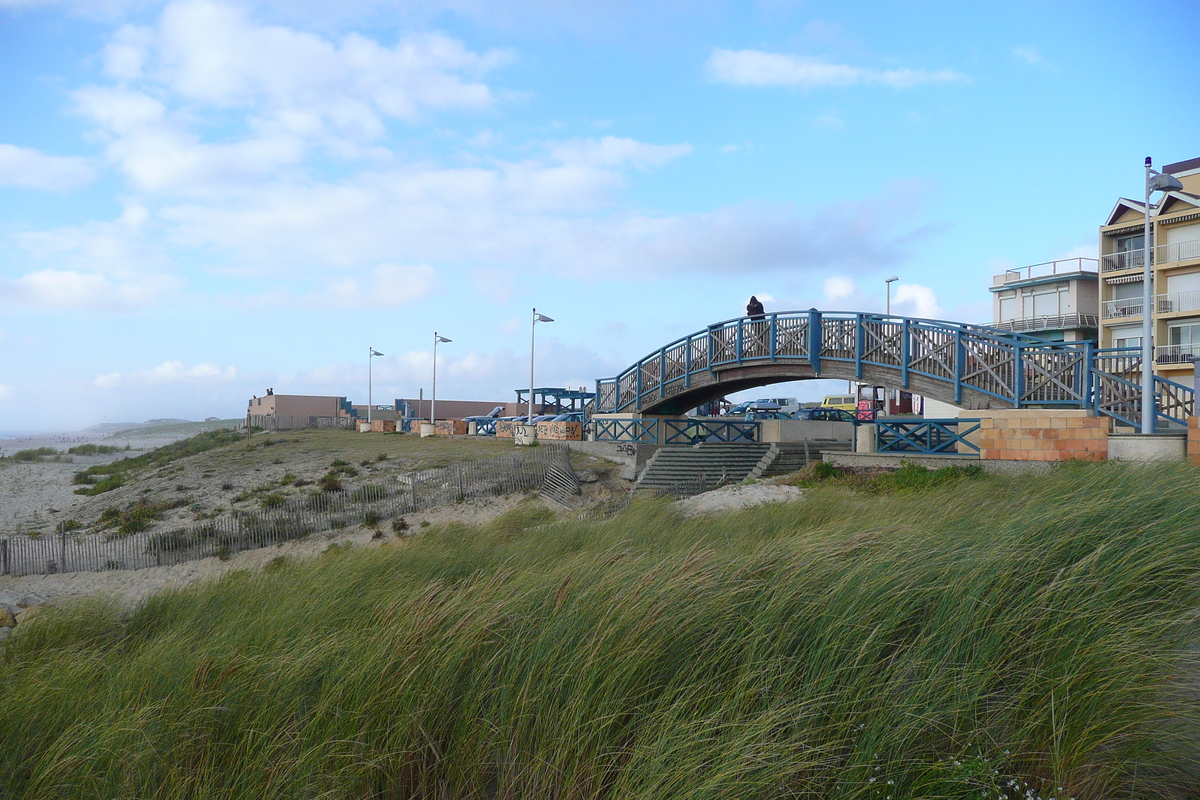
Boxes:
[793,408,860,423]
[745,410,792,421]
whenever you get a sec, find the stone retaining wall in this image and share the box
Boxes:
[1190,416,1200,466]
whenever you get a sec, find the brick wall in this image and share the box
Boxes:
[973,409,1110,461]
[1189,417,1200,466]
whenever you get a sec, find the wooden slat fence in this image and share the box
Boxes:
[1,446,575,577]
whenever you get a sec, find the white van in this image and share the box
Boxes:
[753,397,800,415]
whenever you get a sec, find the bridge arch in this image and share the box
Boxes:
[593,310,1193,425]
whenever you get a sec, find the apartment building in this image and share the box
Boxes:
[1099,156,1200,376]
[990,257,1099,342]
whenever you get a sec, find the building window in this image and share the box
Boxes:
[998,291,1017,321]
[1110,324,1141,349]
[1168,322,1200,348]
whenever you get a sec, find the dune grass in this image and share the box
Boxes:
[2,462,1199,799]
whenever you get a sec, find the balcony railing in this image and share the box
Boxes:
[1101,250,1149,272]
[1102,299,1144,319]
[1155,343,1200,365]
[1155,290,1200,315]
[1157,238,1200,265]
[993,257,1099,286]
[990,313,1098,333]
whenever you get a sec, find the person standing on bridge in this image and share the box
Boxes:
[746,295,765,321]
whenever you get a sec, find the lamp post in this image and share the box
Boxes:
[368,348,383,425]
[1140,157,1184,434]
[432,333,451,424]
[885,276,899,315]
[529,309,554,432]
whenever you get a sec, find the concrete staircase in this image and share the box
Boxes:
[633,442,773,496]
[634,440,854,496]
[760,440,853,476]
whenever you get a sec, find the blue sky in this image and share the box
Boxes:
[2,0,1198,431]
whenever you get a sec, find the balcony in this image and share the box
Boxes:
[1102,298,1144,319]
[1155,343,1200,365]
[1156,238,1200,265]
[1155,290,1200,315]
[992,257,1098,287]
[990,313,1098,334]
[1101,250,1148,273]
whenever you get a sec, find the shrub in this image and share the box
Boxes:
[261,492,287,509]
[319,474,343,493]
[392,517,409,535]
[363,511,381,529]
[68,444,120,455]
[74,475,124,495]
[280,473,297,485]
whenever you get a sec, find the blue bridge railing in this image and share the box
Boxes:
[595,311,1193,427]
[593,417,760,445]
[875,418,981,456]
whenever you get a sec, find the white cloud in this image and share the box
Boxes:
[1,269,184,310]
[893,283,942,318]
[547,136,693,170]
[706,48,964,89]
[0,385,13,402]
[306,263,436,309]
[0,144,95,191]
[823,276,855,300]
[94,361,238,388]
[1012,46,1047,67]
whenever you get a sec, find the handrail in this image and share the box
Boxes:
[595,312,1193,426]
[875,417,980,456]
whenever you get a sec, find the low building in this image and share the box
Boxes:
[989,257,1099,342]
[247,393,355,429]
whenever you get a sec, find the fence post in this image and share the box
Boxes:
[237,513,244,553]
[60,521,67,575]
[1,538,8,576]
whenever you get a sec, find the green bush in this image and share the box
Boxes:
[261,492,287,509]
[67,444,121,455]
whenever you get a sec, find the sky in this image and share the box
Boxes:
[2,0,1199,432]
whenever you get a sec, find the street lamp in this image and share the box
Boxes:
[368,347,383,425]
[529,309,554,431]
[431,333,451,424]
[885,276,899,316]
[1140,157,1184,434]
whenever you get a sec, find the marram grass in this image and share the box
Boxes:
[3,462,1200,799]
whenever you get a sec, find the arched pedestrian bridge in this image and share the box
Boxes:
[594,310,1194,427]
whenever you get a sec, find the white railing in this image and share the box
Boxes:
[1101,250,1148,272]
[1155,343,1200,365]
[994,257,1099,286]
[1102,299,1144,319]
[1156,238,1200,265]
[1155,290,1200,314]
[990,313,1098,333]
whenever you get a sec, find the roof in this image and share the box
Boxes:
[1103,197,1152,227]
[1164,156,1200,175]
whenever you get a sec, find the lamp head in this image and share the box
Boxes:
[1149,172,1184,194]
[435,335,452,343]
[370,348,383,356]
[886,276,899,283]
[535,313,554,323]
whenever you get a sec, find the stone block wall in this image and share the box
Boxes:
[973,409,1110,461]
[1189,416,1200,466]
